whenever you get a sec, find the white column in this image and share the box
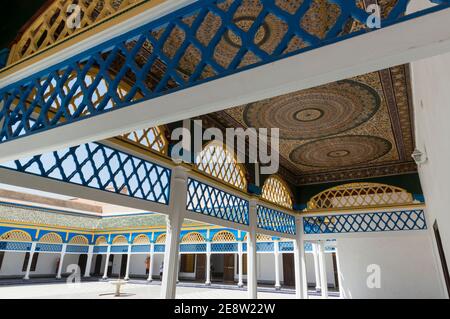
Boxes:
[318,241,328,299]
[147,243,155,282]
[160,166,187,299]
[84,245,94,277]
[102,245,111,280]
[312,242,321,292]
[23,242,36,280]
[56,243,67,279]
[237,241,244,288]
[334,246,343,298]
[274,240,281,290]
[247,198,258,299]
[294,217,308,299]
[205,241,211,286]
[124,244,132,280]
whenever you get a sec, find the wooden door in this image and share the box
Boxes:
[107,254,114,276]
[196,254,206,281]
[120,254,128,277]
[223,254,235,282]
[78,254,88,275]
[282,253,295,287]
[94,255,102,275]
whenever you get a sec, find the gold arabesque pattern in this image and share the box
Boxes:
[68,235,89,245]
[195,143,247,191]
[39,232,63,243]
[243,233,274,242]
[8,0,144,63]
[307,182,414,210]
[112,235,128,245]
[95,236,108,245]
[181,232,205,243]
[0,230,32,242]
[261,176,293,209]
[133,234,150,244]
[155,234,166,244]
[212,230,236,242]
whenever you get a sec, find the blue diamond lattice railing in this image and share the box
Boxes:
[0,142,172,205]
[1,0,449,144]
[211,242,238,252]
[131,244,151,253]
[110,245,129,253]
[66,245,89,253]
[35,243,63,252]
[93,246,108,254]
[186,178,249,225]
[0,241,32,251]
[256,205,296,235]
[303,209,427,234]
[180,243,207,253]
[154,244,165,253]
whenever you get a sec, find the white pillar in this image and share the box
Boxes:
[124,244,132,280]
[23,242,36,280]
[84,245,94,277]
[274,240,281,290]
[102,245,111,280]
[56,243,67,279]
[334,246,343,298]
[247,198,258,299]
[312,242,321,291]
[318,241,328,299]
[237,241,244,288]
[160,166,187,299]
[294,217,308,299]
[147,243,154,282]
[205,241,211,286]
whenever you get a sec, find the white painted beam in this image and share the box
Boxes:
[1,8,450,162]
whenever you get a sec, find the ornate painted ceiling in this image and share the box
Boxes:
[200,64,417,186]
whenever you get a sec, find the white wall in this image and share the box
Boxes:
[0,252,27,277]
[129,254,148,278]
[336,232,443,298]
[410,51,450,298]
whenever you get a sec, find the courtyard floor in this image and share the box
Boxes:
[0,279,339,299]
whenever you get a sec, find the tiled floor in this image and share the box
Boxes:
[0,280,339,299]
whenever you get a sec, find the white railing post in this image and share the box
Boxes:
[147,243,155,282]
[247,198,258,299]
[318,241,328,299]
[84,245,94,277]
[274,240,281,290]
[294,217,307,299]
[312,242,321,292]
[124,244,132,280]
[238,241,244,288]
[102,245,111,280]
[56,243,67,279]
[23,242,36,280]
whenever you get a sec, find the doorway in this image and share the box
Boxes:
[107,255,114,276]
[120,254,128,278]
[282,253,295,287]
[223,254,235,282]
[78,254,87,275]
[94,255,103,276]
[195,254,206,281]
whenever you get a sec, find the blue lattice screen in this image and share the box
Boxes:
[303,210,427,234]
[66,245,89,253]
[186,178,249,225]
[93,246,108,253]
[257,205,296,235]
[0,241,32,251]
[180,243,207,253]
[1,0,448,143]
[131,245,151,253]
[0,142,171,205]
